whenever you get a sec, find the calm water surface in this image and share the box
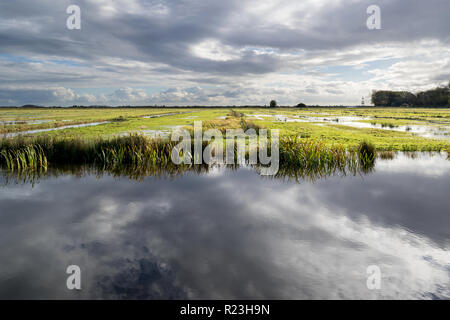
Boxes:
[0,154,449,299]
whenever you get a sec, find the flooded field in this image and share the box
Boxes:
[1,121,111,138]
[0,108,449,152]
[0,153,448,299]
[246,114,450,139]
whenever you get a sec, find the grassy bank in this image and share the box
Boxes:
[0,134,373,177]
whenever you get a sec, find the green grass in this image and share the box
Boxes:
[1,107,449,152]
[0,134,373,179]
[0,108,196,134]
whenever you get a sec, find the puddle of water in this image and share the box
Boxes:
[143,113,177,119]
[123,125,186,139]
[1,122,110,138]
[0,153,448,299]
[324,118,450,139]
[370,123,449,139]
[142,112,192,119]
[245,114,450,139]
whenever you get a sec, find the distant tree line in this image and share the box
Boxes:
[371,83,449,107]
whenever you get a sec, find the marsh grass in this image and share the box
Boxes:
[358,141,376,161]
[0,134,375,178]
[240,118,261,133]
[276,136,366,178]
[203,111,262,134]
[111,116,128,122]
[0,120,106,134]
[0,135,173,171]
[0,144,48,171]
[229,109,244,118]
[2,108,448,152]
[203,117,241,133]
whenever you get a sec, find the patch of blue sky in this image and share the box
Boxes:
[0,54,85,68]
[364,58,400,69]
[322,65,372,81]
[0,53,40,63]
[319,58,399,81]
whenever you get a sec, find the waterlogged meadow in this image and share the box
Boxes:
[0,107,449,299]
[1,107,449,151]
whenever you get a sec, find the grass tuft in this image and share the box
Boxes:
[358,141,376,160]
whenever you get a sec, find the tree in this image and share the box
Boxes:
[296,103,307,108]
[371,90,416,106]
[270,100,277,108]
[371,91,391,106]
[416,87,448,107]
[371,86,449,107]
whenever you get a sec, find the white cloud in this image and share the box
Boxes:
[191,40,241,62]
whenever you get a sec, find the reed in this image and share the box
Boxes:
[0,134,374,175]
[277,136,362,178]
[0,143,48,171]
[358,141,376,164]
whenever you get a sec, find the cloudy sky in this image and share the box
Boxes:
[0,0,449,106]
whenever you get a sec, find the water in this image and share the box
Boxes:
[245,114,450,140]
[1,122,110,138]
[0,153,448,299]
[142,112,192,119]
[123,126,186,139]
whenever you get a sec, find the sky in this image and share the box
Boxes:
[0,0,449,106]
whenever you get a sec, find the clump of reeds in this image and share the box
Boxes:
[276,136,361,179]
[0,134,375,178]
[0,134,212,172]
[111,116,127,122]
[0,135,171,171]
[358,141,376,161]
[0,144,48,171]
